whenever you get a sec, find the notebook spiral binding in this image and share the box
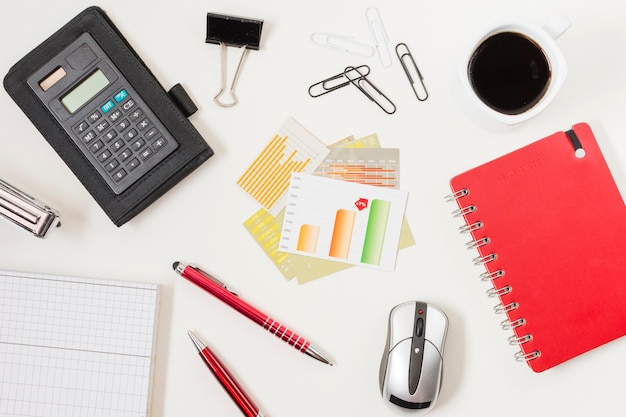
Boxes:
[446,187,541,364]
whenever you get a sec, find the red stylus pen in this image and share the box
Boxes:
[188,330,264,417]
[174,262,333,366]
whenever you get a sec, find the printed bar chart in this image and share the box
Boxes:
[237,117,330,215]
[313,147,399,188]
[238,134,308,208]
[361,199,391,264]
[328,209,356,258]
[297,224,320,252]
[280,173,408,271]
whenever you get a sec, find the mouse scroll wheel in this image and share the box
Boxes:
[416,318,424,337]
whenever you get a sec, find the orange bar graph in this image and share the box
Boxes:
[237,118,330,214]
[297,224,320,253]
[328,209,356,259]
[238,135,296,208]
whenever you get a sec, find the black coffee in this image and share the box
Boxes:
[468,32,551,115]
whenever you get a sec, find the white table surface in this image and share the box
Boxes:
[1,1,625,416]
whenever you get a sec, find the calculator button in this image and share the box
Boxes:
[123,129,138,142]
[145,128,159,141]
[90,140,105,153]
[129,109,143,121]
[137,118,151,131]
[95,120,110,133]
[82,131,97,144]
[116,119,131,132]
[108,110,123,122]
[87,111,102,123]
[126,158,140,171]
[111,139,125,152]
[118,148,132,162]
[101,100,115,114]
[139,147,154,161]
[104,159,120,172]
[130,138,146,151]
[112,168,127,182]
[114,89,129,103]
[73,121,89,135]
[121,99,136,112]
[153,137,167,151]
[97,149,113,164]
[103,130,117,142]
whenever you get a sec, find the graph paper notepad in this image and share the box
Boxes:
[0,270,160,417]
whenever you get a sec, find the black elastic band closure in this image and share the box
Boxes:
[168,83,198,117]
[565,129,585,158]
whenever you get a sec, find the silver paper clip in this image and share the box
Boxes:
[308,65,371,97]
[395,43,428,101]
[0,178,60,238]
[310,32,375,57]
[344,65,396,114]
[365,6,392,68]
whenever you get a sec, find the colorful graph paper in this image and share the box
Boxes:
[279,173,408,270]
[313,148,399,188]
[244,134,415,283]
[0,270,160,417]
[237,117,330,216]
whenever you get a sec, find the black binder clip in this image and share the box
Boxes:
[205,13,264,107]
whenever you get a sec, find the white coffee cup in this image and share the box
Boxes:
[458,14,571,130]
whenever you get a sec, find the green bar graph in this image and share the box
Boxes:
[361,199,391,265]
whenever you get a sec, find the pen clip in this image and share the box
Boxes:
[191,266,239,296]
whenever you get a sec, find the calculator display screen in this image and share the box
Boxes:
[61,69,110,113]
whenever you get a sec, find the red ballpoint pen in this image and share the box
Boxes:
[174,262,333,366]
[188,330,264,417]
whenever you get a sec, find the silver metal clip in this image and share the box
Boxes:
[214,42,249,107]
[395,43,429,101]
[0,178,60,238]
[365,6,392,68]
[344,65,396,114]
[191,265,239,296]
[310,32,374,57]
[308,65,371,97]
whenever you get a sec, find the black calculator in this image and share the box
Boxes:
[4,7,212,225]
[27,33,179,195]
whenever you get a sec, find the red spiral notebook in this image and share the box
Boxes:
[448,122,626,372]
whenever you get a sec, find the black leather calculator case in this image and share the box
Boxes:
[3,6,213,226]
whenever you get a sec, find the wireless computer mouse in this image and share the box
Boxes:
[379,301,448,413]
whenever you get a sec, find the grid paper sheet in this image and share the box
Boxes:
[0,270,160,417]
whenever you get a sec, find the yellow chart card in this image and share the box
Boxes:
[243,132,415,283]
[237,117,330,216]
